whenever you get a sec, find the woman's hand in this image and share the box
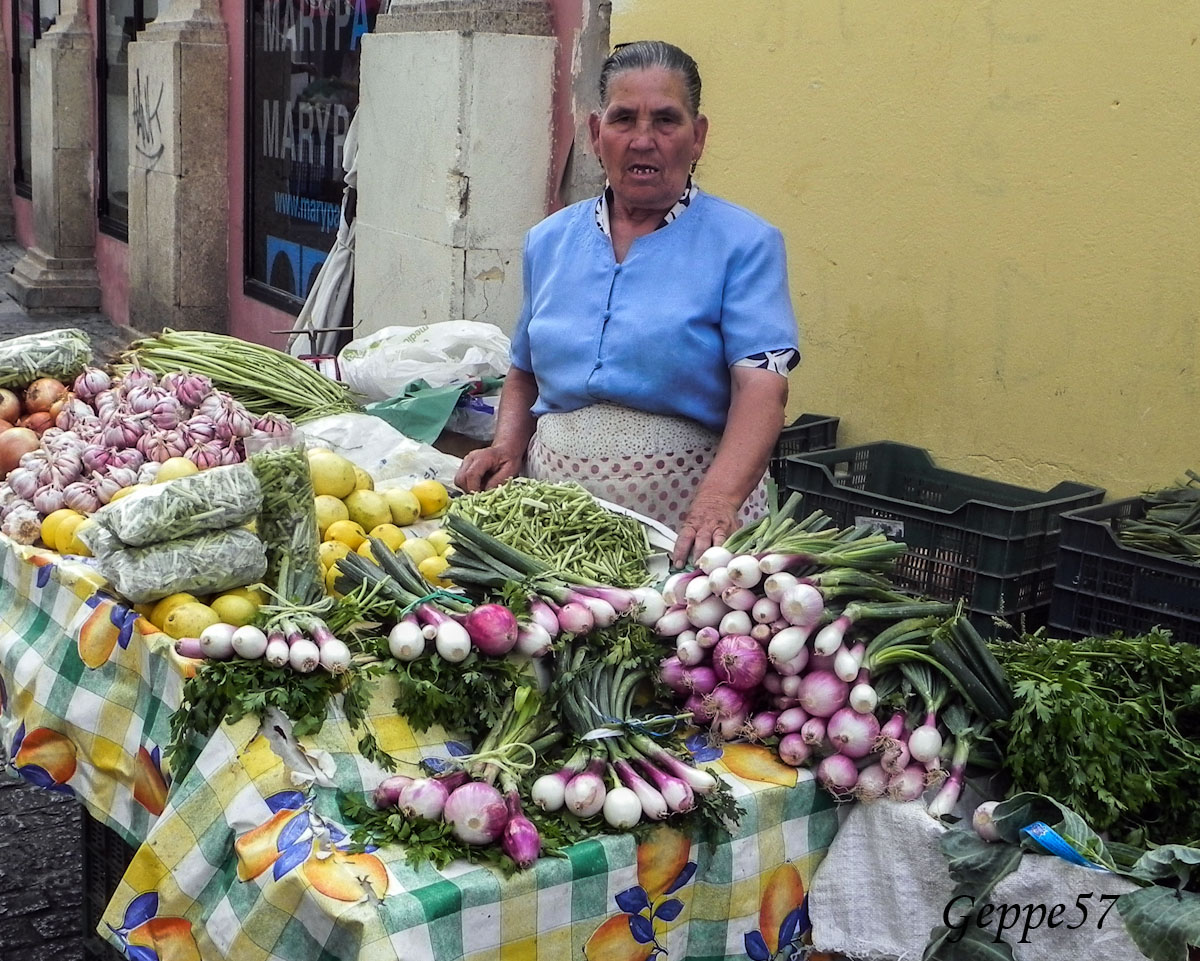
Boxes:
[672,490,740,568]
[671,367,788,568]
[454,444,524,493]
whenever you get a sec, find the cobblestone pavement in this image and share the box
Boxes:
[0,239,133,961]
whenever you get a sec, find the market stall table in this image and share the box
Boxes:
[0,536,842,961]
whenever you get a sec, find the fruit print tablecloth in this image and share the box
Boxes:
[0,535,843,961]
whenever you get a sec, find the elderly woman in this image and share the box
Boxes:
[456,40,799,565]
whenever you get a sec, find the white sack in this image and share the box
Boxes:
[808,800,1142,961]
[338,322,511,401]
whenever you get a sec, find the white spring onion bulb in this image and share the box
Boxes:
[697,545,733,574]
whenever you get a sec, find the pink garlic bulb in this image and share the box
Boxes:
[62,480,102,514]
[72,367,112,401]
[32,487,67,514]
[185,441,224,470]
[160,371,213,410]
[118,366,157,393]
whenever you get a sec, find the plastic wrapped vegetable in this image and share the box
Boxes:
[98,527,267,603]
[0,328,92,387]
[75,519,123,558]
[92,464,261,547]
[249,443,323,605]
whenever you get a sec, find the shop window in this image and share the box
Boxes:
[97,0,160,239]
[11,0,56,197]
[244,0,378,314]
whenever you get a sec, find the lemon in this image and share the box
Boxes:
[367,523,407,551]
[356,539,381,564]
[157,457,200,483]
[163,601,221,640]
[63,519,95,557]
[40,508,80,551]
[343,489,391,533]
[324,519,367,551]
[410,479,450,518]
[353,466,375,491]
[381,488,421,526]
[307,450,357,499]
[418,554,452,587]
[54,514,86,555]
[108,484,143,503]
[150,592,200,630]
[318,540,352,570]
[223,585,268,608]
[324,564,344,598]
[313,494,350,535]
[399,537,437,567]
[426,528,453,556]
[211,593,258,628]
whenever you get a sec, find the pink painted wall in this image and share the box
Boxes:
[546,0,582,213]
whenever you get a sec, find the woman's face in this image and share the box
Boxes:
[589,67,708,217]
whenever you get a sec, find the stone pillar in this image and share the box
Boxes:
[5,0,101,309]
[126,0,229,333]
[0,27,15,240]
[354,0,556,336]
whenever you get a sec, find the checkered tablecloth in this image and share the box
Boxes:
[0,535,842,961]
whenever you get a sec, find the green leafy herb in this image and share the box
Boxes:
[391,652,536,741]
[167,659,390,780]
[990,629,1200,847]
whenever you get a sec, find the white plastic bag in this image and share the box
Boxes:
[338,322,511,401]
[445,390,502,441]
[295,412,462,487]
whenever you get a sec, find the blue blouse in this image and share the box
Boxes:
[510,190,800,434]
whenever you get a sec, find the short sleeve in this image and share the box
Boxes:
[509,233,534,372]
[719,225,799,367]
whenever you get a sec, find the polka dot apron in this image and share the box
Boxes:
[525,404,769,534]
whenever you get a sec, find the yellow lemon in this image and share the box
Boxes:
[307,450,357,499]
[356,539,380,564]
[223,585,268,608]
[156,457,200,483]
[324,519,367,551]
[418,554,452,587]
[39,508,80,552]
[399,537,437,567]
[353,466,375,491]
[313,494,350,536]
[54,514,86,555]
[324,564,344,598]
[162,602,221,640]
[367,523,407,552]
[63,519,95,557]
[150,592,200,630]
[381,487,422,526]
[426,528,453,556]
[211,594,258,628]
[108,484,143,503]
[410,479,450,518]
[318,540,351,570]
[342,489,391,533]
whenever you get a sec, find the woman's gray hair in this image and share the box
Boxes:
[598,41,702,116]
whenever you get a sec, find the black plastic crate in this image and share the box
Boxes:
[782,443,1105,634]
[81,810,137,961]
[769,413,840,486]
[1049,497,1200,643]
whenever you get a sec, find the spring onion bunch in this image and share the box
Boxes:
[537,634,726,831]
[440,512,660,645]
[651,495,1019,809]
[372,686,560,868]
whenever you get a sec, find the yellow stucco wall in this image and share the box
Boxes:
[610,1,1200,497]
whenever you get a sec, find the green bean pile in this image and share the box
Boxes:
[448,479,652,588]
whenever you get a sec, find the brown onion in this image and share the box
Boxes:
[23,378,67,414]
[0,389,19,423]
[17,411,54,434]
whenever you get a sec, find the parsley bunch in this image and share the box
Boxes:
[991,629,1200,846]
